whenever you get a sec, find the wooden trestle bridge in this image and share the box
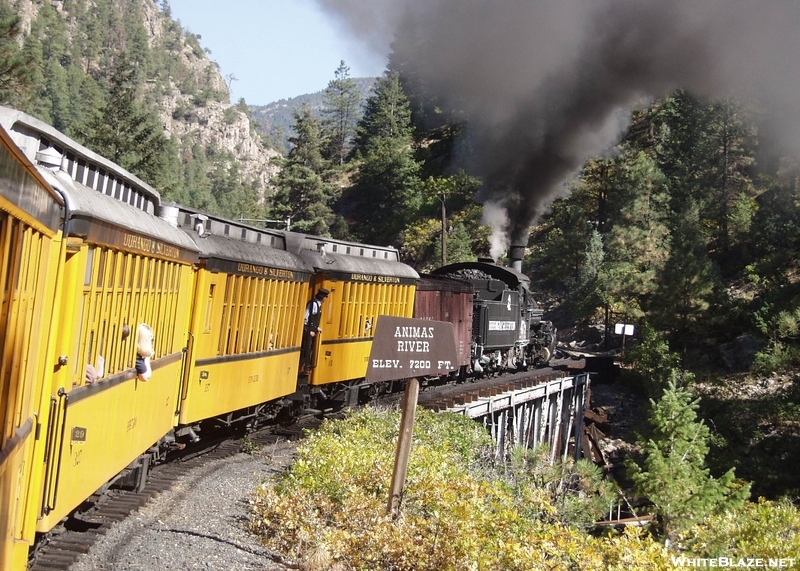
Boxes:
[418,369,591,462]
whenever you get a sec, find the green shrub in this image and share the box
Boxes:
[626,378,750,541]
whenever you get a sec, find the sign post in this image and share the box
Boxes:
[366,315,458,518]
[614,323,635,357]
[387,377,419,518]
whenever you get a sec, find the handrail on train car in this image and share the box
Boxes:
[42,388,68,515]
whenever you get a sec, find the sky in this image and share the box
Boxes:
[165,0,388,106]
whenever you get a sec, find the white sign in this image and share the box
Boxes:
[488,321,516,331]
[614,323,635,336]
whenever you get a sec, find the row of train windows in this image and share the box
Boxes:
[38,139,154,212]
[1,218,46,295]
[327,243,393,259]
[79,248,185,380]
[337,282,413,339]
[217,275,305,356]
[84,247,181,292]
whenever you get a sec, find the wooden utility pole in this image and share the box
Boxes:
[440,189,447,266]
[387,377,420,518]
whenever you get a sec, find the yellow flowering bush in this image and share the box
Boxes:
[249,407,671,570]
[679,498,800,559]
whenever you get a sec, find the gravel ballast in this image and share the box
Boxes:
[68,440,298,571]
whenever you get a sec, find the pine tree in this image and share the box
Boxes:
[0,0,34,108]
[651,203,717,351]
[626,377,749,541]
[321,60,361,167]
[343,72,421,245]
[79,55,177,192]
[699,98,758,263]
[273,103,338,235]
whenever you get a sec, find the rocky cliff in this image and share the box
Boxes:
[13,0,279,192]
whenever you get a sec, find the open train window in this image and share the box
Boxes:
[96,249,107,287]
[205,284,215,333]
[84,248,94,286]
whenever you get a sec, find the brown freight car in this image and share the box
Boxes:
[413,275,474,377]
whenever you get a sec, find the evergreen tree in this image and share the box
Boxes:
[79,55,177,193]
[0,0,34,108]
[273,103,338,235]
[748,159,800,286]
[343,72,421,245]
[321,60,361,167]
[700,98,758,263]
[651,203,717,351]
[596,150,671,324]
[626,377,749,541]
[571,228,605,316]
[212,157,264,221]
[29,2,71,128]
[179,137,216,210]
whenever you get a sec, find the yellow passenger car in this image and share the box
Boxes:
[286,234,419,402]
[0,108,200,533]
[168,207,313,427]
[0,124,65,571]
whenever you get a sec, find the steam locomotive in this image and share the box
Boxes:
[0,106,554,571]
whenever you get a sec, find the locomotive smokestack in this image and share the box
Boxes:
[509,244,525,272]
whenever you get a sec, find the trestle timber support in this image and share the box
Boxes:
[436,373,590,463]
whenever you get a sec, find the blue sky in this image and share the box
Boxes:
[165,0,388,106]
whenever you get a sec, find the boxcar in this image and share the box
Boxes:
[413,275,473,376]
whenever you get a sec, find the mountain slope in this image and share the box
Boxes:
[250,77,376,152]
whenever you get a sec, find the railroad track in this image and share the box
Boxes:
[26,416,323,571]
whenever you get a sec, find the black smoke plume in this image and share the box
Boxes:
[314,0,800,255]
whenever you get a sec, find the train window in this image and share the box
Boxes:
[360,248,364,256]
[270,236,275,246]
[241,228,247,240]
[86,166,96,189]
[256,234,261,244]
[384,252,388,259]
[346,247,351,254]
[117,253,127,287]
[332,244,338,252]
[372,251,376,257]
[224,224,230,236]
[84,248,94,286]
[205,284,215,333]
[63,153,74,176]
[96,249,107,287]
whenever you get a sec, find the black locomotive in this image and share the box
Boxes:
[430,259,557,375]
